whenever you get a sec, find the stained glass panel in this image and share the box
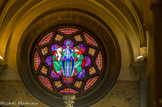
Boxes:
[51,69,60,78]
[84,76,99,90]
[45,56,52,66]
[38,32,53,46]
[52,39,88,83]
[74,81,82,88]
[54,81,62,88]
[58,28,79,35]
[77,44,86,53]
[38,75,53,91]
[95,51,102,71]
[40,66,48,74]
[34,51,41,71]
[63,39,74,49]
[59,88,79,94]
[88,48,96,56]
[89,66,96,75]
[41,47,48,55]
[83,32,98,47]
[76,69,86,78]
[85,56,91,66]
[33,27,103,94]
[74,35,82,42]
[55,34,63,41]
[51,44,60,53]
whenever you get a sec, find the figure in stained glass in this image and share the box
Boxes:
[52,47,63,74]
[62,44,75,78]
[33,28,103,94]
[74,46,84,73]
[51,39,89,83]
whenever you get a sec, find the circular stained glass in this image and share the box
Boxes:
[17,10,121,107]
[32,27,104,95]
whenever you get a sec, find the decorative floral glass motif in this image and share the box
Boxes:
[33,27,103,95]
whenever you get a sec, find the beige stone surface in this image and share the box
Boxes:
[92,81,140,107]
[0,80,48,107]
[0,81,139,107]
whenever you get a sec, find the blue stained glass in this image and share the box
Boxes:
[51,69,60,78]
[51,44,60,53]
[77,44,86,53]
[85,56,91,66]
[76,69,86,78]
[45,56,52,66]
[45,39,90,83]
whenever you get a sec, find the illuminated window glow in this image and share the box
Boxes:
[38,32,53,46]
[58,28,78,35]
[33,28,103,94]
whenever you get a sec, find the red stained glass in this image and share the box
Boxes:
[58,28,78,35]
[34,51,41,71]
[38,75,53,91]
[38,32,53,46]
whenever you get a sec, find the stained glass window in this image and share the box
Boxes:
[83,32,98,47]
[96,51,102,71]
[38,32,53,46]
[59,88,79,94]
[38,75,53,91]
[41,47,48,55]
[32,27,103,95]
[54,81,63,88]
[74,81,82,88]
[84,76,99,90]
[89,66,96,75]
[58,28,78,35]
[55,34,63,41]
[40,66,48,74]
[74,35,82,42]
[34,51,41,71]
[88,48,96,56]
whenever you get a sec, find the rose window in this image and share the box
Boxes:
[33,27,103,95]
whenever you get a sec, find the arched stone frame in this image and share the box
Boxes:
[0,0,141,81]
[16,9,121,107]
[0,0,144,106]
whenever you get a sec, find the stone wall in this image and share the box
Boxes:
[0,80,139,107]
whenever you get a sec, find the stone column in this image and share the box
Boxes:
[147,1,162,107]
